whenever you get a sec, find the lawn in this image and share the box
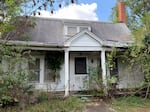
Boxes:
[1,95,150,112]
[0,96,84,112]
[111,96,150,112]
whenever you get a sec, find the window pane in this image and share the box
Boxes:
[67,26,77,36]
[75,57,87,74]
[29,58,40,82]
[79,27,89,31]
[44,61,56,82]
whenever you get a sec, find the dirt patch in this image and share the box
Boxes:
[84,101,116,112]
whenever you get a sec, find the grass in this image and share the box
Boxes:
[111,96,150,112]
[2,95,150,112]
[0,96,84,112]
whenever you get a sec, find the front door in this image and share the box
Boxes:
[69,52,100,91]
[70,55,89,91]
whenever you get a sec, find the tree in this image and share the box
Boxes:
[110,0,150,98]
[0,0,32,41]
[126,0,150,30]
[0,0,34,108]
[0,0,77,41]
[0,0,79,108]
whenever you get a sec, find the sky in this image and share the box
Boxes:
[36,0,117,22]
[77,0,117,21]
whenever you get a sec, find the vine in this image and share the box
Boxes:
[45,51,64,80]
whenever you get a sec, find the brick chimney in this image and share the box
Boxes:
[118,1,126,23]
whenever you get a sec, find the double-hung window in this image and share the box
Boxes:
[29,58,40,83]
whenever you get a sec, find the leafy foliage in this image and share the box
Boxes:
[86,66,117,97]
[37,92,48,103]
[126,0,150,30]
[0,45,34,108]
[110,3,119,23]
[110,0,150,98]
[45,51,64,81]
[46,51,64,71]
[0,0,35,109]
[124,0,150,98]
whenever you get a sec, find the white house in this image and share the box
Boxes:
[1,2,144,96]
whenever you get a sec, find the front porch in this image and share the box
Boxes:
[29,49,108,97]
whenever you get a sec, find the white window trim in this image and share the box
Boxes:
[64,25,91,38]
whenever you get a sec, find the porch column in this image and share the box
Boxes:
[101,50,107,86]
[40,56,45,84]
[64,50,69,96]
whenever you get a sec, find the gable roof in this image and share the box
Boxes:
[10,17,133,47]
[64,29,103,46]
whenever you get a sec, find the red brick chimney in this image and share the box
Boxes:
[118,1,126,23]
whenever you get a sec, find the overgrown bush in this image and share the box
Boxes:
[87,66,104,97]
[85,66,117,97]
[122,35,150,98]
[0,45,34,109]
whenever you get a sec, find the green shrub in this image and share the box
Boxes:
[37,92,48,102]
[0,95,19,108]
[0,45,34,109]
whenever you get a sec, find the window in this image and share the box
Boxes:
[29,58,40,83]
[110,58,118,78]
[65,26,91,36]
[44,60,56,82]
[79,26,89,31]
[67,26,77,36]
[75,57,87,74]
